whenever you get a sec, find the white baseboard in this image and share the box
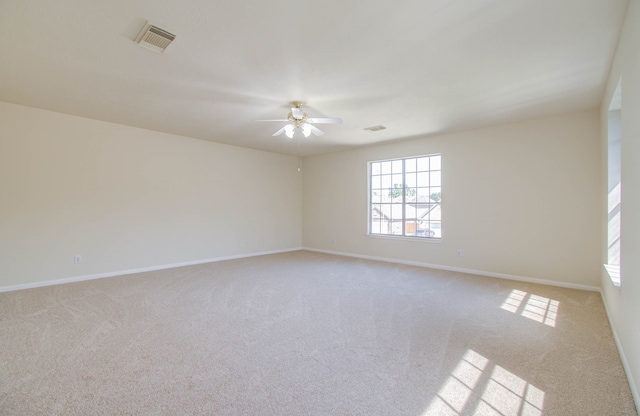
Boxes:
[0,247,303,293]
[4,246,601,294]
[302,247,601,292]
[600,292,640,413]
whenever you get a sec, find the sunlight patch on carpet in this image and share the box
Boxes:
[501,289,559,327]
[423,349,545,416]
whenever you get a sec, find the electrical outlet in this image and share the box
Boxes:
[74,255,82,264]
[456,249,463,257]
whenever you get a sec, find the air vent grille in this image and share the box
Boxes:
[364,125,387,132]
[135,22,176,53]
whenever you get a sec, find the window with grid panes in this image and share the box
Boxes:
[369,154,441,239]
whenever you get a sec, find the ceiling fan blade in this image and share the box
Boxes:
[272,126,287,136]
[255,119,289,122]
[291,107,304,119]
[307,117,343,124]
[309,124,325,136]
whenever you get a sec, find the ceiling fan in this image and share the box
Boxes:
[256,102,342,138]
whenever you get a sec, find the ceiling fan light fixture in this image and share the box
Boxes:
[285,124,295,138]
[302,123,312,137]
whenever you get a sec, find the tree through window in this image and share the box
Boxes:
[369,154,441,239]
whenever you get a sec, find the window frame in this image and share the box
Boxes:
[367,154,442,241]
[605,79,621,287]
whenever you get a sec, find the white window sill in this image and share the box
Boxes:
[367,234,443,244]
[603,264,621,287]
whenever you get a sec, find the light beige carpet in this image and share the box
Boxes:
[0,250,636,415]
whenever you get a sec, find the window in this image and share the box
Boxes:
[606,79,621,286]
[369,154,441,239]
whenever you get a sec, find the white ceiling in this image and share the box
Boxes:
[0,0,628,156]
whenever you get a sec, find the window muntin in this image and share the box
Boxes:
[369,154,441,239]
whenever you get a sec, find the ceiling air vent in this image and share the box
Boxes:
[364,125,386,132]
[135,22,176,53]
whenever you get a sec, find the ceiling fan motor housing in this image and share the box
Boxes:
[288,111,308,127]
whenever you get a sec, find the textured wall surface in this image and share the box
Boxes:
[0,102,302,289]
[303,110,601,288]
[600,0,640,408]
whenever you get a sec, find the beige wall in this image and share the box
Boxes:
[0,102,302,289]
[600,0,640,406]
[302,110,601,289]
